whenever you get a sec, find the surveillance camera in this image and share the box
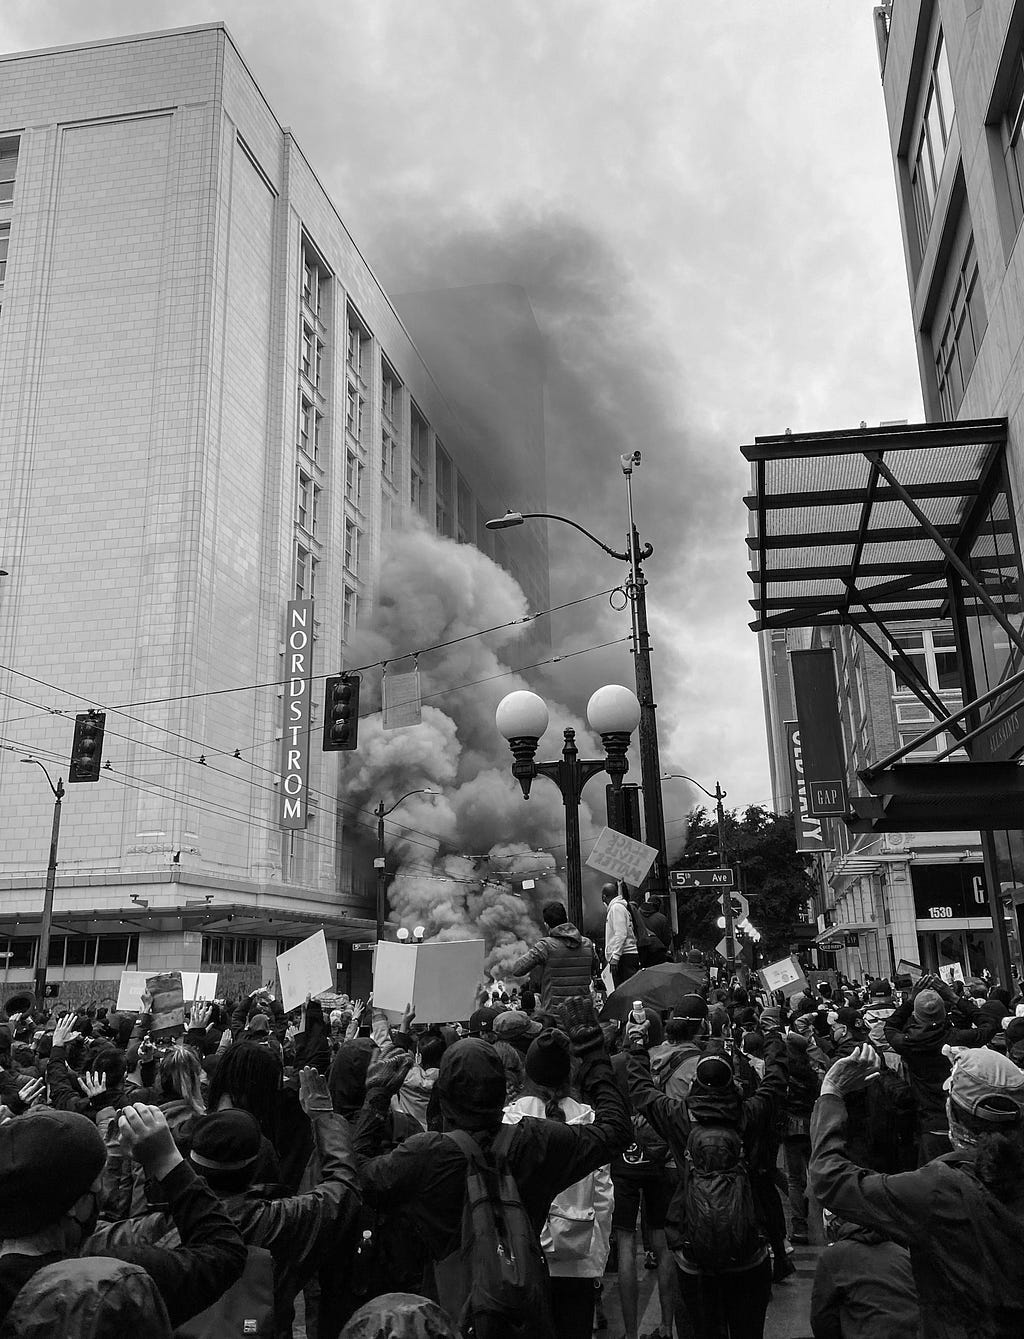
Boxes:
[620,450,642,474]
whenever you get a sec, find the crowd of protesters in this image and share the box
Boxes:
[0,890,1023,1338]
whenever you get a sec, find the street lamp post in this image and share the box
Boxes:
[496,685,641,928]
[486,452,671,928]
[374,788,436,941]
[664,774,737,976]
[20,759,64,1005]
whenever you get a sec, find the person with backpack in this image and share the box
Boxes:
[503,1028,614,1339]
[0,1102,246,1332]
[625,1024,789,1338]
[509,901,601,1016]
[352,996,631,1339]
[85,1065,360,1339]
[634,895,672,967]
[602,883,640,986]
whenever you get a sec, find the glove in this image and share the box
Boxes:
[364,1049,413,1098]
[559,996,603,1054]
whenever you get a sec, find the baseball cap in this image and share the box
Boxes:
[468,1005,499,1036]
[944,1047,1024,1121]
[673,994,709,1020]
[492,1009,542,1042]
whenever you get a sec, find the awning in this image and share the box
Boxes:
[742,418,1010,632]
[815,922,875,943]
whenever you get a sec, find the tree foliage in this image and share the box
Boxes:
[671,805,815,960]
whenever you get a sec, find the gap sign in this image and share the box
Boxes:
[280,599,313,829]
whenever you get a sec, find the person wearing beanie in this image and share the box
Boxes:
[0,1104,245,1330]
[86,1066,361,1338]
[883,972,997,1163]
[625,1002,790,1333]
[492,1008,542,1059]
[502,1028,614,1339]
[810,1042,1024,1339]
[354,997,630,1337]
[509,901,601,1015]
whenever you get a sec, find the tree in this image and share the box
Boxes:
[671,804,815,961]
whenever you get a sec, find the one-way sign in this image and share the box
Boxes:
[670,868,732,889]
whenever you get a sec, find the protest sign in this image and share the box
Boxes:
[116,970,218,1013]
[895,958,924,983]
[276,930,334,1013]
[585,826,659,888]
[938,962,965,985]
[373,938,485,1023]
[758,955,807,997]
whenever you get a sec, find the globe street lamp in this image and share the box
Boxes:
[486,452,670,927]
[663,773,738,975]
[496,685,641,928]
[374,788,436,941]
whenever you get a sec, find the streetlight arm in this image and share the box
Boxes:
[662,773,725,804]
[489,510,654,564]
[21,758,62,800]
[379,788,436,819]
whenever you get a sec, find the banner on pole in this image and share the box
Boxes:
[785,721,832,851]
[383,669,423,730]
[791,650,849,818]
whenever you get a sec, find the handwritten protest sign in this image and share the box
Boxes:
[116,970,218,1013]
[276,930,334,1013]
[585,827,659,888]
[757,955,807,998]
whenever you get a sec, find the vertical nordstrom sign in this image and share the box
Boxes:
[280,600,313,829]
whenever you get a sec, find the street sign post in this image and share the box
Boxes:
[715,935,739,960]
[669,868,732,889]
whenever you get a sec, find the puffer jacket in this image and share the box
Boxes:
[509,923,599,1013]
[810,1218,919,1339]
[810,1091,1024,1339]
[504,1093,614,1279]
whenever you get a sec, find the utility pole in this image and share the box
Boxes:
[21,760,64,1005]
[715,781,736,979]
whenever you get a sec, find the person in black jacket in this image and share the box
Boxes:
[636,895,672,966]
[626,1028,789,1338]
[810,1209,919,1339]
[351,997,630,1328]
[509,902,600,1016]
[0,1103,245,1330]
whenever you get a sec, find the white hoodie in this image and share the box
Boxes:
[503,1093,614,1279]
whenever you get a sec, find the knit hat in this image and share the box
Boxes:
[492,1010,542,1042]
[525,1028,572,1088]
[913,989,947,1026]
[437,1037,508,1130]
[189,1109,262,1173]
[758,1006,783,1031]
[944,1047,1024,1121]
[673,993,709,1020]
[0,1108,106,1235]
[247,1013,270,1035]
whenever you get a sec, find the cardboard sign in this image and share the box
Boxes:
[116,970,218,1013]
[586,826,659,888]
[276,930,334,1014]
[373,938,485,1024]
[895,958,924,983]
[758,955,808,998]
[938,962,965,985]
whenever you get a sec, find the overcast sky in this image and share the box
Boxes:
[1,1,925,821]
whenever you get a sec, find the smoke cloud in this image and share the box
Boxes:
[341,523,620,975]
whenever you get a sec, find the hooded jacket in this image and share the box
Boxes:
[810,1219,919,1339]
[810,1091,1024,1339]
[509,923,599,1013]
[0,1257,173,1339]
[503,1093,614,1279]
[883,998,996,1128]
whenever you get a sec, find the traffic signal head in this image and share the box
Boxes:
[323,673,360,751]
[69,710,106,783]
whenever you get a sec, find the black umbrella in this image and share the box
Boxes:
[602,961,707,1020]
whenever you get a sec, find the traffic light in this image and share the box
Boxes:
[323,673,360,750]
[69,710,106,782]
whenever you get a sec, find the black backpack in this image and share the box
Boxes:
[682,1124,762,1271]
[434,1127,555,1339]
[628,902,663,967]
[865,1062,917,1173]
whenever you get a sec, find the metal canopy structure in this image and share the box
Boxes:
[743,418,1010,632]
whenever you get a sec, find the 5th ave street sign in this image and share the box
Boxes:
[670,868,732,889]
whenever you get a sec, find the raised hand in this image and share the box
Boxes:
[820,1042,882,1099]
[559,995,599,1038]
[365,1048,414,1097]
[17,1076,44,1107]
[118,1103,182,1179]
[78,1071,106,1100]
[51,1015,80,1048]
[298,1065,332,1115]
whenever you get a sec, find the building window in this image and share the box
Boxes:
[382,430,397,480]
[345,451,364,508]
[411,408,429,517]
[1000,37,1024,231]
[0,222,9,287]
[297,470,319,536]
[435,443,453,537]
[43,934,139,969]
[891,626,966,759]
[381,363,401,423]
[456,477,473,544]
[300,323,322,389]
[0,140,18,206]
[347,311,368,380]
[934,234,986,417]
[344,519,360,574]
[343,585,358,642]
[346,384,364,441]
[909,31,955,254]
[202,935,260,965]
[302,253,321,317]
[295,544,317,601]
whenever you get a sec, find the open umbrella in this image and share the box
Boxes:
[602,961,707,1020]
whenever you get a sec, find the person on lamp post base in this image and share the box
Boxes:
[601,882,639,988]
[509,901,601,1019]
